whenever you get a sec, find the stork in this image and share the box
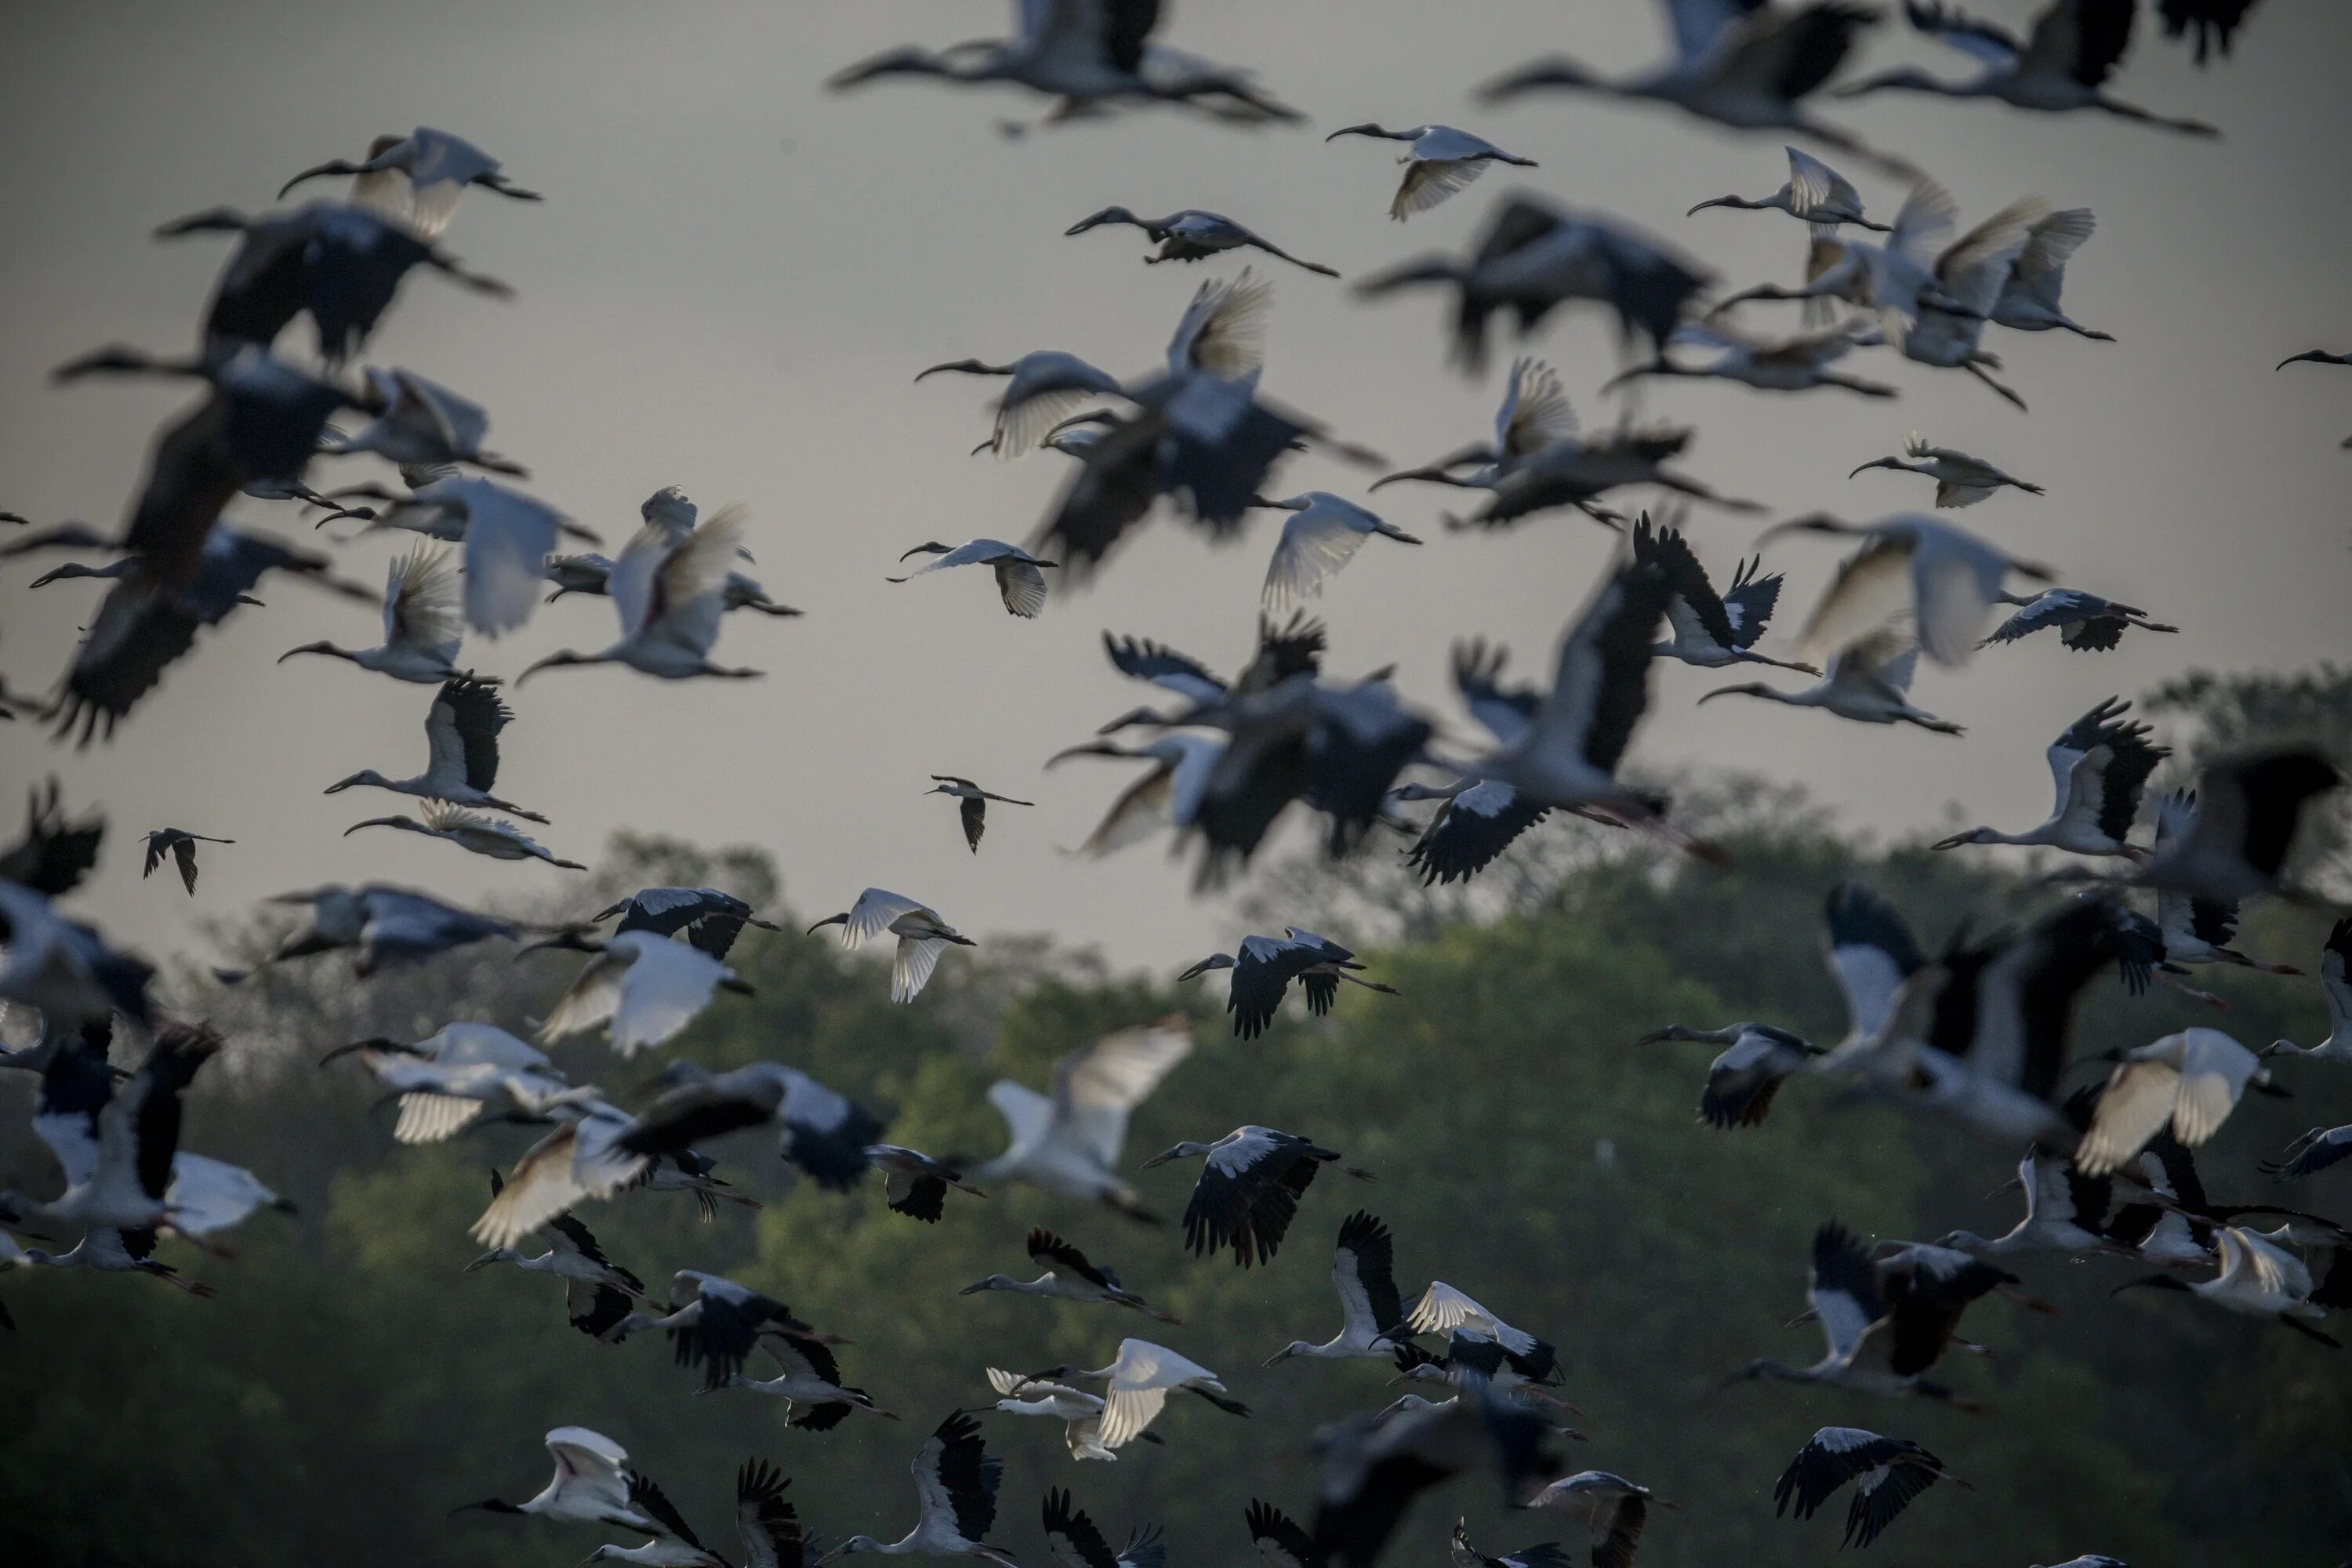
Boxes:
[1688,146,1891,230]
[1314,1377,1566,1568]
[344,801,585,869]
[867,1145,986,1221]
[1143,1125,1369,1267]
[321,676,549,821]
[1773,1428,1965,1548]
[813,1412,1018,1567]
[918,352,1124,459]
[1051,734,1226,858]
[278,126,539,238]
[9,1224,213,1297]
[1993,209,2110,338]
[141,829,233,894]
[982,1369,1135,1461]
[464,1171,651,1339]
[1931,697,2165,857]
[325,367,524,474]
[1388,775,1552,887]
[1698,627,1961,734]
[1850,434,2043,508]
[584,1460,808,1568]
[600,1269,833,1388]
[1265,1210,1413,1365]
[608,1060,880,1189]
[1980,589,2176,652]
[960,1227,1181,1323]
[807,889,977,1004]
[1636,1022,1824,1128]
[1604,319,1896,397]
[1025,1338,1250,1448]
[4,1024,216,1233]
[927,775,1035,853]
[278,543,470,681]
[1178,930,1399,1040]
[246,884,520,977]
[1373,358,1580,496]
[707,1330,891,1429]
[1042,1489,1163,1568]
[1066,207,1339,274]
[971,1019,1192,1219]
[1722,1222,1984,1406]
[1519,1474,1665,1566]
[2102,750,2343,905]
[595,885,782,960]
[1636,517,1814,673]
[1323,124,1537,221]
[1255,493,1421,614]
[2264,917,2351,1062]
[888,539,1058,619]
[452,1427,652,1530]
[518,506,763,680]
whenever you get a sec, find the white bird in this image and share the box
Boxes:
[917,352,1126,458]
[344,800,585,869]
[1047,734,1225,858]
[888,539,1058,619]
[1143,1126,1366,1268]
[278,543,468,681]
[1820,885,1926,1057]
[318,1022,580,1144]
[1837,0,2218,136]
[1637,517,1814,673]
[972,1018,1193,1218]
[1178,929,1399,1040]
[520,507,764,680]
[1323,123,1537,220]
[1687,145,1892,230]
[1935,1145,2122,1259]
[1636,1022,1824,1128]
[1265,1210,1413,1365]
[1992,209,2110,338]
[1027,1338,1250,1449]
[1373,358,1581,496]
[599,1269,834,1388]
[2077,1029,2275,1177]
[359,474,588,637]
[162,1151,297,1241]
[7,1222,213,1297]
[452,1426,652,1529]
[279,126,540,238]
[1931,697,2164,856]
[467,1098,641,1248]
[321,676,548,821]
[1698,627,1961,734]
[0,880,154,1026]
[326,367,523,474]
[927,775,1036,854]
[807,889,976,1004]
[2265,917,2352,1062]
[1064,208,1337,273]
[983,1369,1129,1461]
[1849,434,2043,508]
[538,930,753,1056]
[1761,510,2056,667]
[465,1174,651,1339]
[1980,589,2176,652]
[1773,1427,1965,1548]
[1254,493,1421,612]
[961,1227,1181,1322]
[813,1412,1017,1567]
[2113,1225,2342,1345]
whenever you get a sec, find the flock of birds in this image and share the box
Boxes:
[0,0,2343,1566]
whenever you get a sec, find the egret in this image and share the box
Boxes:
[960,1227,1181,1322]
[2264,917,2351,1062]
[1026,1338,1250,1448]
[279,543,470,682]
[141,829,233,894]
[1980,589,2176,652]
[2112,1225,2341,1345]
[1931,697,2165,857]
[1373,358,1579,495]
[1519,1472,1668,1568]
[1850,434,2043,508]
[1265,1210,1412,1366]
[1041,1489,1163,1568]
[1688,146,1892,230]
[1178,930,1399,1040]
[2077,1029,2276,1177]
[1762,510,2055,667]
[971,1019,1193,1219]
[1837,0,2219,136]
[321,676,548,821]
[1637,1022,1823,1128]
[813,1412,1017,1567]
[452,1426,651,1529]
[318,1022,580,1145]
[1723,1223,1984,1406]
[1698,627,1960,734]
[888,539,1058,619]
[1323,124,1536,221]
[1637,518,1814,673]
[344,801,586,869]
[1604,319,1896,397]
[918,353,1125,458]
[927,775,1035,853]
[1993,209,2110,338]
[1066,208,1339,274]
[519,507,763,680]
[1143,1125,1369,1267]
[1773,1428,1965,1548]
[707,1332,891,1429]
[807,889,976,1004]
[867,1145,985,1222]
[465,1173,650,1339]
[278,127,539,238]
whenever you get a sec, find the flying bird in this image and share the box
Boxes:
[807,889,976,1004]
[345,802,584,869]
[519,506,764,679]
[141,829,233,894]
[961,1227,1180,1323]
[2263,917,2351,1062]
[278,543,470,681]
[1761,511,2056,668]
[2077,1029,2277,1177]
[1178,929,1399,1040]
[888,539,1058,619]
[1697,627,1959,735]
[1255,493,1421,614]
[1066,207,1339,274]
[1687,145,1891,230]
[1849,434,2042,508]
[972,1019,1193,1218]
[1025,1338,1250,1449]
[1264,1210,1413,1365]
[322,676,549,821]
[464,1171,651,1339]
[1636,1022,1824,1128]
[537,931,753,1056]
[278,126,539,238]
[918,352,1126,458]
[1773,1427,1965,1548]
[1930,697,2164,857]
[1143,1125,1369,1266]
[927,775,1036,852]
[1323,124,1537,221]
[815,1412,1016,1566]
[1980,589,2176,652]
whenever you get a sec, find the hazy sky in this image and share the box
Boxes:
[4,0,2350,981]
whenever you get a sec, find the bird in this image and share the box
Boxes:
[1178,929,1399,1040]
[1247,1501,1323,1568]
[927,776,1036,853]
[982,1369,1137,1462]
[5,1222,213,1298]
[1255,493,1421,613]
[1939,1138,2126,1261]
[536,931,753,1056]
[1483,0,1911,174]
[1636,1022,1824,1128]
[1723,1222,1984,1406]
[1991,209,2110,338]
[584,1460,808,1568]
[1025,1338,1250,1449]
[1316,1377,1566,1568]
[464,1171,650,1338]
[1051,734,1228,858]
[2112,1225,2343,1345]
[278,126,540,238]
[1323,124,1537,220]
[1264,1210,1413,1366]
[599,1269,833,1388]
[321,676,549,821]
[1849,434,2043,508]
[706,1330,891,1429]
[1065,207,1338,274]
[1979,589,2177,652]
[1761,511,2056,667]
[1092,613,1327,731]
[1372,358,1581,495]
[960,1227,1180,1323]
[2264,1124,2352,1180]
[1039,1489,1163,1568]
[141,829,233,894]
[158,1150,299,1244]
[344,801,586,869]
[812,1412,1017,1567]
[518,506,763,680]
[866,1145,985,1222]
[971,1018,1193,1219]
[806,889,976,1004]
[595,886,782,960]
[608,1060,880,1191]
[1386,776,1551,887]
[1519,1472,1668,1568]
[343,474,592,637]
[246,884,520,977]
[1448,1518,1571,1568]
[1687,145,1892,230]
[2077,1029,2277,1177]
[1142,1125,1368,1267]
[2111,750,2343,906]
[1698,627,1960,735]
[1836,0,2218,136]
[918,353,1127,458]
[452,1427,652,1529]
[1356,198,1710,368]
[1405,1281,1555,1368]
[1773,1427,1965,1548]
[1931,697,2165,857]
[1602,320,1896,397]
[319,1022,581,1141]
[887,539,1058,619]
[6,1024,217,1234]
[277,543,470,681]
[1636,518,1815,673]
[2263,917,2351,1062]
[324,366,524,474]
[0,881,154,1028]
[1710,180,2020,339]
[1391,1328,1572,1410]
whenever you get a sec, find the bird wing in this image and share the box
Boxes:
[2078,1059,2180,1175]
[33,1040,114,1189]
[915,1412,1002,1541]
[2323,919,2352,1041]
[387,544,462,660]
[1886,180,1960,273]
[1393,158,1489,220]
[1718,558,1783,648]
[1664,0,1771,61]
[1029,1225,1116,1288]
[1044,1488,1123,1568]
[1534,552,1672,777]
[1263,504,1372,614]
[1405,782,1548,887]
[1773,1427,1897,1520]
[986,1080,1058,1163]
[1167,267,1272,379]
[996,557,1051,619]
[735,1460,804,1568]
[1054,1019,1193,1167]
[1809,1221,1889,1363]
[1934,198,2048,314]
[538,947,630,1044]
[446,478,563,637]
[1499,358,1577,459]
[1844,1450,1941,1548]
[1103,632,1225,702]
[2172,1030,2256,1144]
[842,888,927,947]
[895,936,949,1004]
[1785,147,1861,217]
[1795,534,1913,667]
[611,938,730,1054]
[162,1152,276,1237]
[644,505,747,653]
[2022,0,2133,87]
[546,1426,633,1501]
[426,677,510,793]
[2014,208,2095,291]
[1635,516,1738,652]
[1905,0,2024,67]
[1334,1210,1406,1337]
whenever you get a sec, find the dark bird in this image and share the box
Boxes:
[961,1226,1181,1322]
[1144,1126,1370,1267]
[1635,1022,1822,1129]
[464,1169,650,1338]
[142,829,234,895]
[1178,929,1399,1039]
[1313,1377,1566,1568]
[593,885,782,960]
[1773,1427,1965,1548]
[1980,590,2178,652]
[1067,207,1339,274]
[927,775,1036,853]
[1040,1488,1163,1568]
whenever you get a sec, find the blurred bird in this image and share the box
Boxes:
[1980,589,2176,652]
[1143,1125,1370,1267]
[972,1019,1193,1218]
[1323,124,1537,221]
[520,506,762,679]
[536,931,753,1056]
[1178,930,1399,1040]
[278,126,540,238]
[1773,1428,1965,1548]
[961,1227,1181,1323]
[1762,510,2055,667]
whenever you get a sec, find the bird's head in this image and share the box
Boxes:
[1323,122,1397,143]
[449,1498,526,1516]
[2277,350,2350,370]
[1263,1341,1315,1368]
[1139,1141,1212,1171]
[1930,827,1995,851]
[342,815,422,838]
[1174,953,1236,982]
[807,912,851,936]
[1684,193,1753,216]
[1064,205,1138,235]
[1846,457,1907,479]
[1633,1025,1697,1047]
[514,651,592,684]
[895,541,953,562]
[321,771,391,795]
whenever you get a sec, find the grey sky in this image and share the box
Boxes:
[3,0,2349,979]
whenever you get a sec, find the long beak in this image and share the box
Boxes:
[1846,459,1893,478]
[1685,196,1736,216]
[1138,1149,1179,1171]
[463,1251,500,1272]
[1174,960,1216,982]
[807,914,848,935]
[1633,1029,1673,1046]
[342,818,405,836]
[1929,832,1973,851]
[514,655,564,684]
[1262,1349,1292,1367]
[957,1280,989,1295]
[277,159,358,198]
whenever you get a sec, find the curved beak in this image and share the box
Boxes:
[1846,459,1895,478]
[1685,196,1736,216]
[1929,831,1974,851]
[1138,1147,1181,1171]
[277,641,331,663]
[342,817,405,837]
[514,654,565,684]
[277,158,358,198]
[1693,685,1751,706]
[807,913,848,935]
[1323,123,1385,142]
[463,1251,500,1272]
[1047,741,1124,768]
[1174,959,1217,983]
[957,1279,989,1295]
